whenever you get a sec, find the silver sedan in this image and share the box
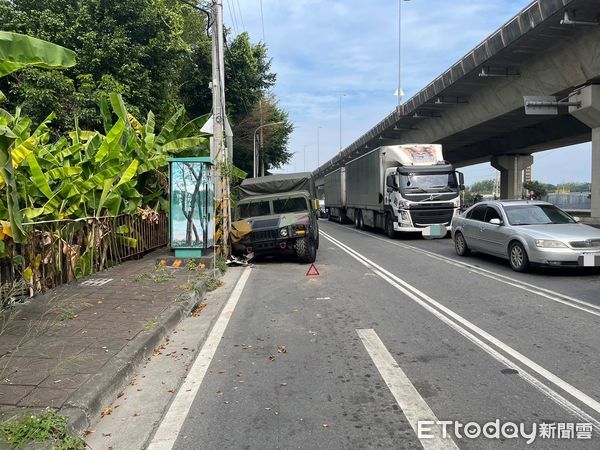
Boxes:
[452,200,600,272]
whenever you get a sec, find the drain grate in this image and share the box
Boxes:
[80,278,113,287]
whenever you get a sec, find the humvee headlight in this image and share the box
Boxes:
[293,224,306,235]
[280,228,289,237]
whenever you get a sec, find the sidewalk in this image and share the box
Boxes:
[0,249,217,433]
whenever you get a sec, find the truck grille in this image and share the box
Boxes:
[251,229,278,242]
[569,239,600,249]
[410,208,454,226]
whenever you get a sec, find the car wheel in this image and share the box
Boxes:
[385,214,397,239]
[295,237,316,263]
[454,232,471,256]
[509,241,529,272]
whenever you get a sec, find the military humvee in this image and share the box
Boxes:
[234,173,319,263]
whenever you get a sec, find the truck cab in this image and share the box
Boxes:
[385,162,464,233]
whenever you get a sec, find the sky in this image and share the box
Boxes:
[223,0,592,186]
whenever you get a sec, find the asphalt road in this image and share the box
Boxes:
[144,221,600,449]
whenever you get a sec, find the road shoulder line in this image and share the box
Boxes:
[147,267,253,450]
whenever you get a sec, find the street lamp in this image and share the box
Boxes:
[253,121,284,178]
[317,125,323,169]
[397,0,411,106]
[303,145,310,171]
[339,92,346,151]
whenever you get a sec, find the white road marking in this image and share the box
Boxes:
[321,231,600,431]
[357,329,459,450]
[345,225,600,317]
[147,267,252,450]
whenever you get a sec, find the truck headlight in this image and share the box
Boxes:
[279,228,289,237]
[399,200,410,209]
[535,239,567,248]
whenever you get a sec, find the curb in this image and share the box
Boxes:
[61,272,221,434]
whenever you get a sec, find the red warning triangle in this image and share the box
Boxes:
[306,263,320,276]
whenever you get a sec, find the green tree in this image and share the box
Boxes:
[0,0,190,130]
[469,179,495,194]
[523,180,547,199]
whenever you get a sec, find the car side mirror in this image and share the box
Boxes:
[489,218,503,225]
[573,216,581,223]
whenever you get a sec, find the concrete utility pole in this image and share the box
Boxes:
[211,0,230,256]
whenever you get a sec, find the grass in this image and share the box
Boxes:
[144,319,158,331]
[215,255,227,273]
[0,408,85,450]
[133,267,175,283]
[0,280,27,312]
[202,275,223,292]
[59,310,76,321]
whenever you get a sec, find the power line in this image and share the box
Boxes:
[225,0,239,35]
[259,0,265,42]
[235,0,246,30]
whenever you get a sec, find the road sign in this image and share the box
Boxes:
[306,263,320,276]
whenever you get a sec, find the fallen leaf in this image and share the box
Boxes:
[265,407,271,411]
[240,344,252,349]
[269,355,276,362]
[224,401,230,404]
[102,433,111,437]
[133,413,139,417]
[168,389,175,394]
[280,383,288,387]
[83,430,95,436]
[100,407,112,418]
[277,346,287,354]
[322,423,329,428]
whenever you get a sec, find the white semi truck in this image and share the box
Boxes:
[324,144,464,237]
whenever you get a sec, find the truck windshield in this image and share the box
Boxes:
[237,201,271,219]
[273,196,308,214]
[400,173,458,192]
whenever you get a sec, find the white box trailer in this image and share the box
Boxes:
[340,144,463,237]
[324,168,347,222]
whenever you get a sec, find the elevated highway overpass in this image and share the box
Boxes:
[313,0,600,218]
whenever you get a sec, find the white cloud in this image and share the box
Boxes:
[225,0,590,182]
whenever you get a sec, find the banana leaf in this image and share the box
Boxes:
[156,107,185,145]
[95,119,125,162]
[0,31,76,78]
[25,153,53,198]
[162,137,209,154]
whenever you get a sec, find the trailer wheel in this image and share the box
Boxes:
[295,237,316,263]
[356,210,364,230]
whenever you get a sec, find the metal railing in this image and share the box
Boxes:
[0,213,168,301]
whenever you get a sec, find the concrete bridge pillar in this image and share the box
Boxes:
[570,86,600,219]
[491,154,533,200]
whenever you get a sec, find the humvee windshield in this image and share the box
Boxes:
[237,200,271,219]
[273,196,309,214]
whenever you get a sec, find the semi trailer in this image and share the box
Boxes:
[324,144,464,237]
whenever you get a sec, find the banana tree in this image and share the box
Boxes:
[0,31,75,243]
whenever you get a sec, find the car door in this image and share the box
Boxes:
[461,204,487,250]
[478,206,507,255]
